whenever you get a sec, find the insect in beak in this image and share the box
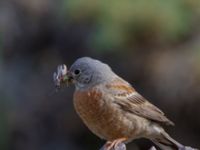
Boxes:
[53,64,72,91]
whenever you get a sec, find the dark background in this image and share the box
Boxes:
[0,0,200,150]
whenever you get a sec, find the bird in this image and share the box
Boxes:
[60,57,187,150]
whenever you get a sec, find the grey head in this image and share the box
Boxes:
[68,57,116,90]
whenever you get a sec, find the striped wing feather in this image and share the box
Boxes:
[106,78,174,126]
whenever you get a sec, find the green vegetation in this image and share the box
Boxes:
[63,0,200,51]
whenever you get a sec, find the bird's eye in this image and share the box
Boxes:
[74,69,81,75]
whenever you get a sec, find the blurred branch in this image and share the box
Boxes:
[149,146,157,150]
[100,143,126,150]
[100,143,199,150]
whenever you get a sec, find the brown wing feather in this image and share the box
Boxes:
[106,78,174,126]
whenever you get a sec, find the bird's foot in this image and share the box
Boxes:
[100,138,127,150]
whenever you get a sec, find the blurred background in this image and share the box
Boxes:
[0,0,200,150]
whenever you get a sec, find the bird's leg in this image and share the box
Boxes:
[101,138,127,150]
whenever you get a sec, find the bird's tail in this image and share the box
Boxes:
[151,131,184,150]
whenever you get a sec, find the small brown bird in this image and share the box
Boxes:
[56,57,187,150]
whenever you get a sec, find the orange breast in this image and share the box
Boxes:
[73,88,138,141]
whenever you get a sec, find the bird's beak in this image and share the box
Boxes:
[66,71,74,84]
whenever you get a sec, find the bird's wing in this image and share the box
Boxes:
[105,77,174,126]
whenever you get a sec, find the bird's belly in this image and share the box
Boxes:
[73,90,144,141]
